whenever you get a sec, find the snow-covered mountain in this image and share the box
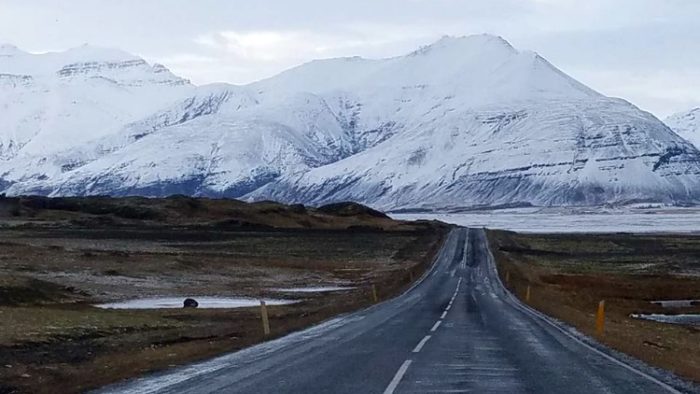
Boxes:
[666,108,700,149]
[1,35,700,209]
[0,43,193,159]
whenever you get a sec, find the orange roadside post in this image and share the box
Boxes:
[525,285,531,303]
[596,300,605,336]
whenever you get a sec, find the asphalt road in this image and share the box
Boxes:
[101,228,692,394]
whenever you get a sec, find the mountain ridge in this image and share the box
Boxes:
[666,108,700,150]
[1,35,699,209]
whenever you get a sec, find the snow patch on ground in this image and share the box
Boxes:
[630,313,700,326]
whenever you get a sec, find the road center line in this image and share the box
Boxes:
[412,335,432,353]
[440,311,447,319]
[430,320,442,332]
[383,359,412,394]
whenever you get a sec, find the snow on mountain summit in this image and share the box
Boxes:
[1,36,699,208]
[666,108,700,149]
[246,35,700,209]
[0,43,24,57]
[254,34,599,104]
[0,44,193,158]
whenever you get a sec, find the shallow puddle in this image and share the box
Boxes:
[272,286,355,293]
[650,299,699,308]
[630,313,700,326]
[96,296,298,309]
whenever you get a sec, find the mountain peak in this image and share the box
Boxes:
[666,107,700,149]
[410,34,517,57]
[59,44,140,63]
[441,33,513,47]
[0,43,25,57]
[668,107,700,121]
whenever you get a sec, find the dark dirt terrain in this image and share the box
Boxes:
[0,196,448,394]
[488,230,700,384]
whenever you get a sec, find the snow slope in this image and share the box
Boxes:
[1,84,358,197]
[0,44,193,158]
[1,36,699,209]
[246,36,700,209]
[666,108,700,149]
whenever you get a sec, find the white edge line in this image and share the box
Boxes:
[383,359,412,394]
[412,335,432,353]
[482,229,684,394]
[100,230,462,394]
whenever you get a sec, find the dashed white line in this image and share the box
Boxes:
[383,359,412,394]
[440,311,448,319]
[430,320,442,332]
[412,335,432,353]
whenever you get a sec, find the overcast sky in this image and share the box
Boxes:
[1,0,698,118]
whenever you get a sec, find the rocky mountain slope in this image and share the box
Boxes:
[1,35,699,209]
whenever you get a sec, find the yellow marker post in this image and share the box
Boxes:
[260,300,270,336]
[596,300,605,336]
[525,285,531,303]
[372,284,378,303]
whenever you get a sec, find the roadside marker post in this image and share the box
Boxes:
[372,285,379,303]
[525,285,531,303]
[260,300,270,336]
[505,271,510,286]
[596,300,605,336]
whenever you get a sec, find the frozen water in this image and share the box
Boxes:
[95,296,298,309]
[272,286,355,293]
[392,208,700,233]
[630,313,700,326]
[651,300,699,308]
